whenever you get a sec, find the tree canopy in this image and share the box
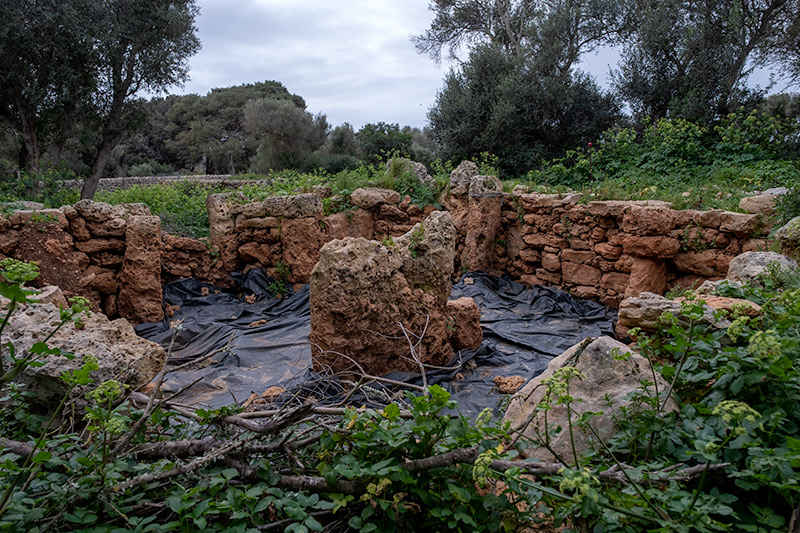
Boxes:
[0,0,201,198]
[429,44,619,175]
[613,0,800,123]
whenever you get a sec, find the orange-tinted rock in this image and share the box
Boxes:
[673,249,724,277]
[675,295,762,318]
[600,272,630,293]
[462,176,502,271]
[494,375,526,394]
[595,242,622,260]
[625,258,668,297]
[741,239,766,253]
[207,193,240,272]
[446,297,482,351]
[0,230,20,255]
[562,250,596,264]
[14,225,95,307]
[311,212,456,376]
[622,235,681,258]
[163,234,209,252]
[69,217,91,241]
[621,205,675,235]
[562,263,602,286]
[541,252,561,272]
[86,266,119,294]
[281,217,323,283]
[75,238,125,254]
[117,216,164,324]
[378,204,410,224]
[519,247,541,264]
[536,268,562,285]
[238,242,274,266]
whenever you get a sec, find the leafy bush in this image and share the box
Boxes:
[521,108,800,211]
[2,265,800,530]
[97,181,224,238]
[0,163,80,208]
[775,187,800,225]
[128,160,174,177]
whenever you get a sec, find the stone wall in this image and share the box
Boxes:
[0,179,770,325]
[206,184,768,310]
[493,193,767,308]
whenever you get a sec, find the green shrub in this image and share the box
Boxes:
[97,181,222,238]
[775,187,800,225]
[0,163,80,208]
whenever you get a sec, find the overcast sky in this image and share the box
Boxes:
[177,0,783,130]
[177,0,447,129]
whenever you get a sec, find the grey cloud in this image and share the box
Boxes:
[178,0,445,127]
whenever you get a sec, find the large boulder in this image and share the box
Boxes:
[11,224,98,309]
[738,188,788,215]
[503,336,676,462]
[617,292,729,334]
[2,302,166,412]
[726,251,798,282]
[350,188,401,210]
[310,211,470,376]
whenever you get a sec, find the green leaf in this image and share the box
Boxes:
[31,450,52,464]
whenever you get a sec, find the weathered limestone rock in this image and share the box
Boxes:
[462,176,503,272]
[776,217,800,260]
[445,161,479,235]
[3,302,166,411]
[617,292,729,333]
[117,216,163,323]
[8,209,68,229]
[739,192,783,215]
[350,187,401,209]
[263,193,322,218]
[281,217,323,283]
[449,160,479,196]
[625,258,668,297]
[446,297,482,351]
[323,210,374,240]
[310,211,458,376]
[29,285,68,308]
[503,336,676,461]
[726,251,798,282]
[207,193,241,272]
[13,225,96,308]
[621,205,675,235]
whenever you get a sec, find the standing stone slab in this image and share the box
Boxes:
[462,175,503,272]
[117,216,163,323]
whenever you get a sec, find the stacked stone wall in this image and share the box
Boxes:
[0,182,770,325]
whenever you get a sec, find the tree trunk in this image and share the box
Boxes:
[81,139,115,200]
[15,97,40,173]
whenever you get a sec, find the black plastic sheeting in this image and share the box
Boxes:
[135,270,617,418]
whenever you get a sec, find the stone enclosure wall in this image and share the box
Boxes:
[0,168,770,325]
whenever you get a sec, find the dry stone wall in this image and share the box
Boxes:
[0,173,771,325]
[492,193,768,307]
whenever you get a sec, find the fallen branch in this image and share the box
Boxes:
[0,438,36,458]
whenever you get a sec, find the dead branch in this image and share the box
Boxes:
[0,438,36,458]
[112,332,237,457]
[112,433,258,493]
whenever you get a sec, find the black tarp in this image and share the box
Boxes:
[135,271,617,417]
